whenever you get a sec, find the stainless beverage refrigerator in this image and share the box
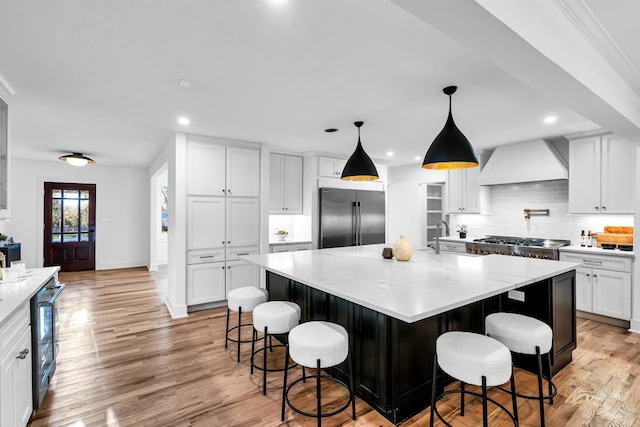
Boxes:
[319,188,385,248]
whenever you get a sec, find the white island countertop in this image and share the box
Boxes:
[0,266,60,327]
[241,244,579,323]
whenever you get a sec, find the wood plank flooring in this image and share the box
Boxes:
[27,267,640,427]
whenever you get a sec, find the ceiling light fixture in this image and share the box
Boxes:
[387,151,394,157]
[341,121,379,181]
[178,117,190,125]
[58,153,95,167]
[422,86,478,170]
[544,116,557,124]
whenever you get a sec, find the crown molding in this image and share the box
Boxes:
[553,0,640,98]
[0,73,15,98]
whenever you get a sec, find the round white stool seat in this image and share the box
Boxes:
[289,321,348,368]
[253,301,301,334]
[486,312,552,355]
[437,331,512,387]
[227,286,268,312]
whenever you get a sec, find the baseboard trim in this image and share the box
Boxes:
[577,310,630,329]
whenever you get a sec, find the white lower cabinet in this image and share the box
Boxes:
[187,263,226,305]
[1,304,33,427]
[186,247,260,305]
[560,252,632,321]
[437,241,467,254]
[269,242,312,253]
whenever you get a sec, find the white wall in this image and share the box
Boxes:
[387,163,446,246]
[9,159,149,269]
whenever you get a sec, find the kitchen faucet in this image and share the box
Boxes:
[435,220,450,254]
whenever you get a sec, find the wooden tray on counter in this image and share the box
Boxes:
[596,225,633,247]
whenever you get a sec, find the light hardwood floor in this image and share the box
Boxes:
[27,267,640,427]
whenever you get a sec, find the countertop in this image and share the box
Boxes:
[558,245,635,258]
[268,239,312,246]
[241,244,579,323]
[0,266,60,327]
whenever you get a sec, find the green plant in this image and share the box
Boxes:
[0,233,7,241]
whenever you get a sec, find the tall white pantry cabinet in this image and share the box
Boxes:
[185,136,261,306]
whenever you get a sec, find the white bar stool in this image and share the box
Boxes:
[225,286,268,362]
[251,301,301,395]
[282,321,356,427]
[486,312,557,427]
[431,331,518,427]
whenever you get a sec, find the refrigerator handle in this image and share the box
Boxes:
[352,202,358,246]
[357,201,362,246]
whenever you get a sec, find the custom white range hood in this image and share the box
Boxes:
[477,139,568,185]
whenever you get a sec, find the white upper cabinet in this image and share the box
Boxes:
[186,139,260,197]
[187,197,225,250]
[318,156,347,178]
[569,133,635,214]
[445,162,489,214]
[226,146,260,197]
[269,153,303,214]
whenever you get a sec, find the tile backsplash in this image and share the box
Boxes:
[449,180,633,244]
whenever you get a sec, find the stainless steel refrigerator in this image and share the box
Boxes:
[319,188,385,248]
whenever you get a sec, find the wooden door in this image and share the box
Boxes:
[44,183,96,271]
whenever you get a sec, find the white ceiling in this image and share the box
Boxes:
[0,0,638,169]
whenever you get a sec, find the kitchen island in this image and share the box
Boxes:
[241,245,579,424]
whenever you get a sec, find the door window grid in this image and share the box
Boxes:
[51,189,90,243]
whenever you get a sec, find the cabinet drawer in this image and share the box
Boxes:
[440,241,466,253]
[270,244,292,253]
[0,303,30,354]
[187,249,225,265]
[227,247,259,261]
[293,243,312,251]
[559,252,632,272]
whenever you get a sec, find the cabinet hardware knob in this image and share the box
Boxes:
[602,206,606,211]
[593,274,597,278]
[227,241,231,244]
[595,206,599,210]
[221,241,225,244]
[586,273,590,277]
[222,189,226,193]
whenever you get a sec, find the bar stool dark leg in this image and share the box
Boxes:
[281,345,289,422]
[263,326,269,395]
[236,307,243,362]
[536,346,545,427]
[349,351,356,420]
[250,329,256,374]
[509,365,519,424]
[225,308,230,349]
[430,355,437,427]
[460,382,465,416]
[547,351,554,404]
[481,376,488,427]
[316,358,322,427]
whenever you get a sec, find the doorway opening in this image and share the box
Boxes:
[43,182,96,271]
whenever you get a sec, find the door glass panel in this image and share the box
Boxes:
[52,199,62,233]
[80,200,89,232]
[63,190,79,199]
[64,199,79,232]
[52,189,62,198]
[63,233,78,242]
[80,190,89,199]
[80,233,89,242]
[52,234,61,243]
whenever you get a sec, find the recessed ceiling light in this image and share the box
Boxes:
[324,128,338,133]
[544,116,557,124]
[387,151,394,157]
[414,156,422,161]
[179,79,192,88]
[178,117,190,125]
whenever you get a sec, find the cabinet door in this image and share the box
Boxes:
[0,326,32,427]
[226,147,260,197]
[226,198,259,247]
[225,260,260,297]
[187,263,226,305]
[283,155,303,214]
[592,269,631,320]
[445,169,463,213]
[269,153,285,213]
[186,141,226,196]
[575,267,593,312]
[318,157,344,177]
[187,197,225,250]
[568,136,601,213]
[462,167,481,213]
[601,135,635,213]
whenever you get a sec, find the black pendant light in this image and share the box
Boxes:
[422,86,478,170]
[58,152,95,167]
[341,121,379,181]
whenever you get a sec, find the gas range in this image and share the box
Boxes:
[465,236,571,260]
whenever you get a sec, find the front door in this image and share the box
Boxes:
[44,182,96,271]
